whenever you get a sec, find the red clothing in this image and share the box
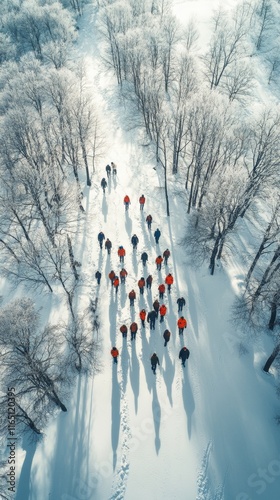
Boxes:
[165,275,174,285]
[139,196,145,205]
[124,196,130,204]
[139,310,146,320]
[120,269,128,278]
[129,290,136,300]
[177,318,187,329]
[156,256,163,265]
[113,277,119,287]
[118,248,126,257]
[108,271,115,281]
[130,322,138,333]
[158,284,165,293]
[159,304,167,316]
[120,325,127,334]
[138,278,145,288]
[111,348,119,358]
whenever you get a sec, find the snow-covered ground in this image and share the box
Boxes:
[15,2,280,500]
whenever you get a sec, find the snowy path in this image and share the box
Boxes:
[16,3,280,500]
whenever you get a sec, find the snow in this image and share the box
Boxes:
[13,1,280,500]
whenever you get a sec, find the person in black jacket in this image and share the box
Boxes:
[163,329,170,347]
[147,310,156,330]
[105,238,112,254]
[141,252,148,266]
[177,297,186,313]
[106,164,111,177]
[179,347,190,367]
[131,234,139,250]
[154,228,161,244]
[101,178,107,193]
[151,353,160,374]
[95,270,101,285]
[98,231,105,249]
[146,275,153,289]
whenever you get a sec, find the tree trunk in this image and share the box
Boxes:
[263,343,280,373]
[209,235,221,275]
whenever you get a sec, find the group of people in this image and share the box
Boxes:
[98,162,190,372]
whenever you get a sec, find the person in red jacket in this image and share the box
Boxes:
[163,248,170,265]
[138,277,145,295]
[118,246,126,263]
[120,325,127,338]
[139,194,145,210]
[113,276,119,293]
[159,304,167,323]
[177,316,187,335]
[111,347,119,364]
[119,268,128,284]
[130,322,138,340]
[108,270,115,285]
[139,309,146,327]
[124,195,130,210]
[146,214,152,229]
[155,255,163,271]
[158,283,165,299]
[165,273,174,293]
[128,289,136,306]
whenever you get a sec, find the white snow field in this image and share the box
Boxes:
[14,1,280,500]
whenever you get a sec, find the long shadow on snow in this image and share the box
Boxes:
[46,375,94,499]
[185,272,199,339]
[162,347,175,406]
[152,383,161,454]
[181,362,195,439]
[16,435,37,500]
[109,292,117,345]
[121,338,129,394]
[132,250,139,277]
[130,341,140,413]
[111,365,121,471]
[125,211,132,237]
[102,195,108,223]
[141,328,153,393]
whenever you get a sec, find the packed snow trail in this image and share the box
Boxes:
[16,3,280,500]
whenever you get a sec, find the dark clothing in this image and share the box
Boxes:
[177,297,186,312]
[101,179,107,192]
[130,322,138,340]
[146,215,152,229]
[151,354,160,373]
[154,229,161,244]
[106,164,111,177]
[120,325,127,338]
[129,291,136,306]
[163,249,170,264]
[179,348,190,367]
[95,271,101,285]
[98,232,105,248]
[153,300,160,318]
[146,275,153,289]
[105,239,112,254]
[147,310,156,330]
[163,330,170,347]
[131,235,139,249]
[141,252,148,265]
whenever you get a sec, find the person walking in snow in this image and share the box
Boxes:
[151,353,160,374]
[128,289,136,307]
[154,228,161,244]
[177,297,186,313]
[111,162,117,175]
[163,248,170,265]
[139,194,145,210]
[141,251,148,266]
[111,347,119,364]
[153,299,160,318]
[163,329,171,347]
[139,309,146,327]
[124,195,130,210]
[101,178,107,193]
[131,234,139,250]
[118,246,126,263]
[179,347,190,367]
[138,277,145,295]
[108,270,116,285]
[147,310,157,330]
[113,276,119,293]
[120,324,128,338]
[177,316,187,335]
[120,268,128,284]
[106,164,111,177]
[146,214,152,230]
[95,270,101,285]
[146,274,153,289]
[159,303,167,323]
[98,231,105,249]
[165,273,174,293]
[130,322,138,340]
[158,283,165,299]
[105,238,112,254]
[156,255,163,271]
